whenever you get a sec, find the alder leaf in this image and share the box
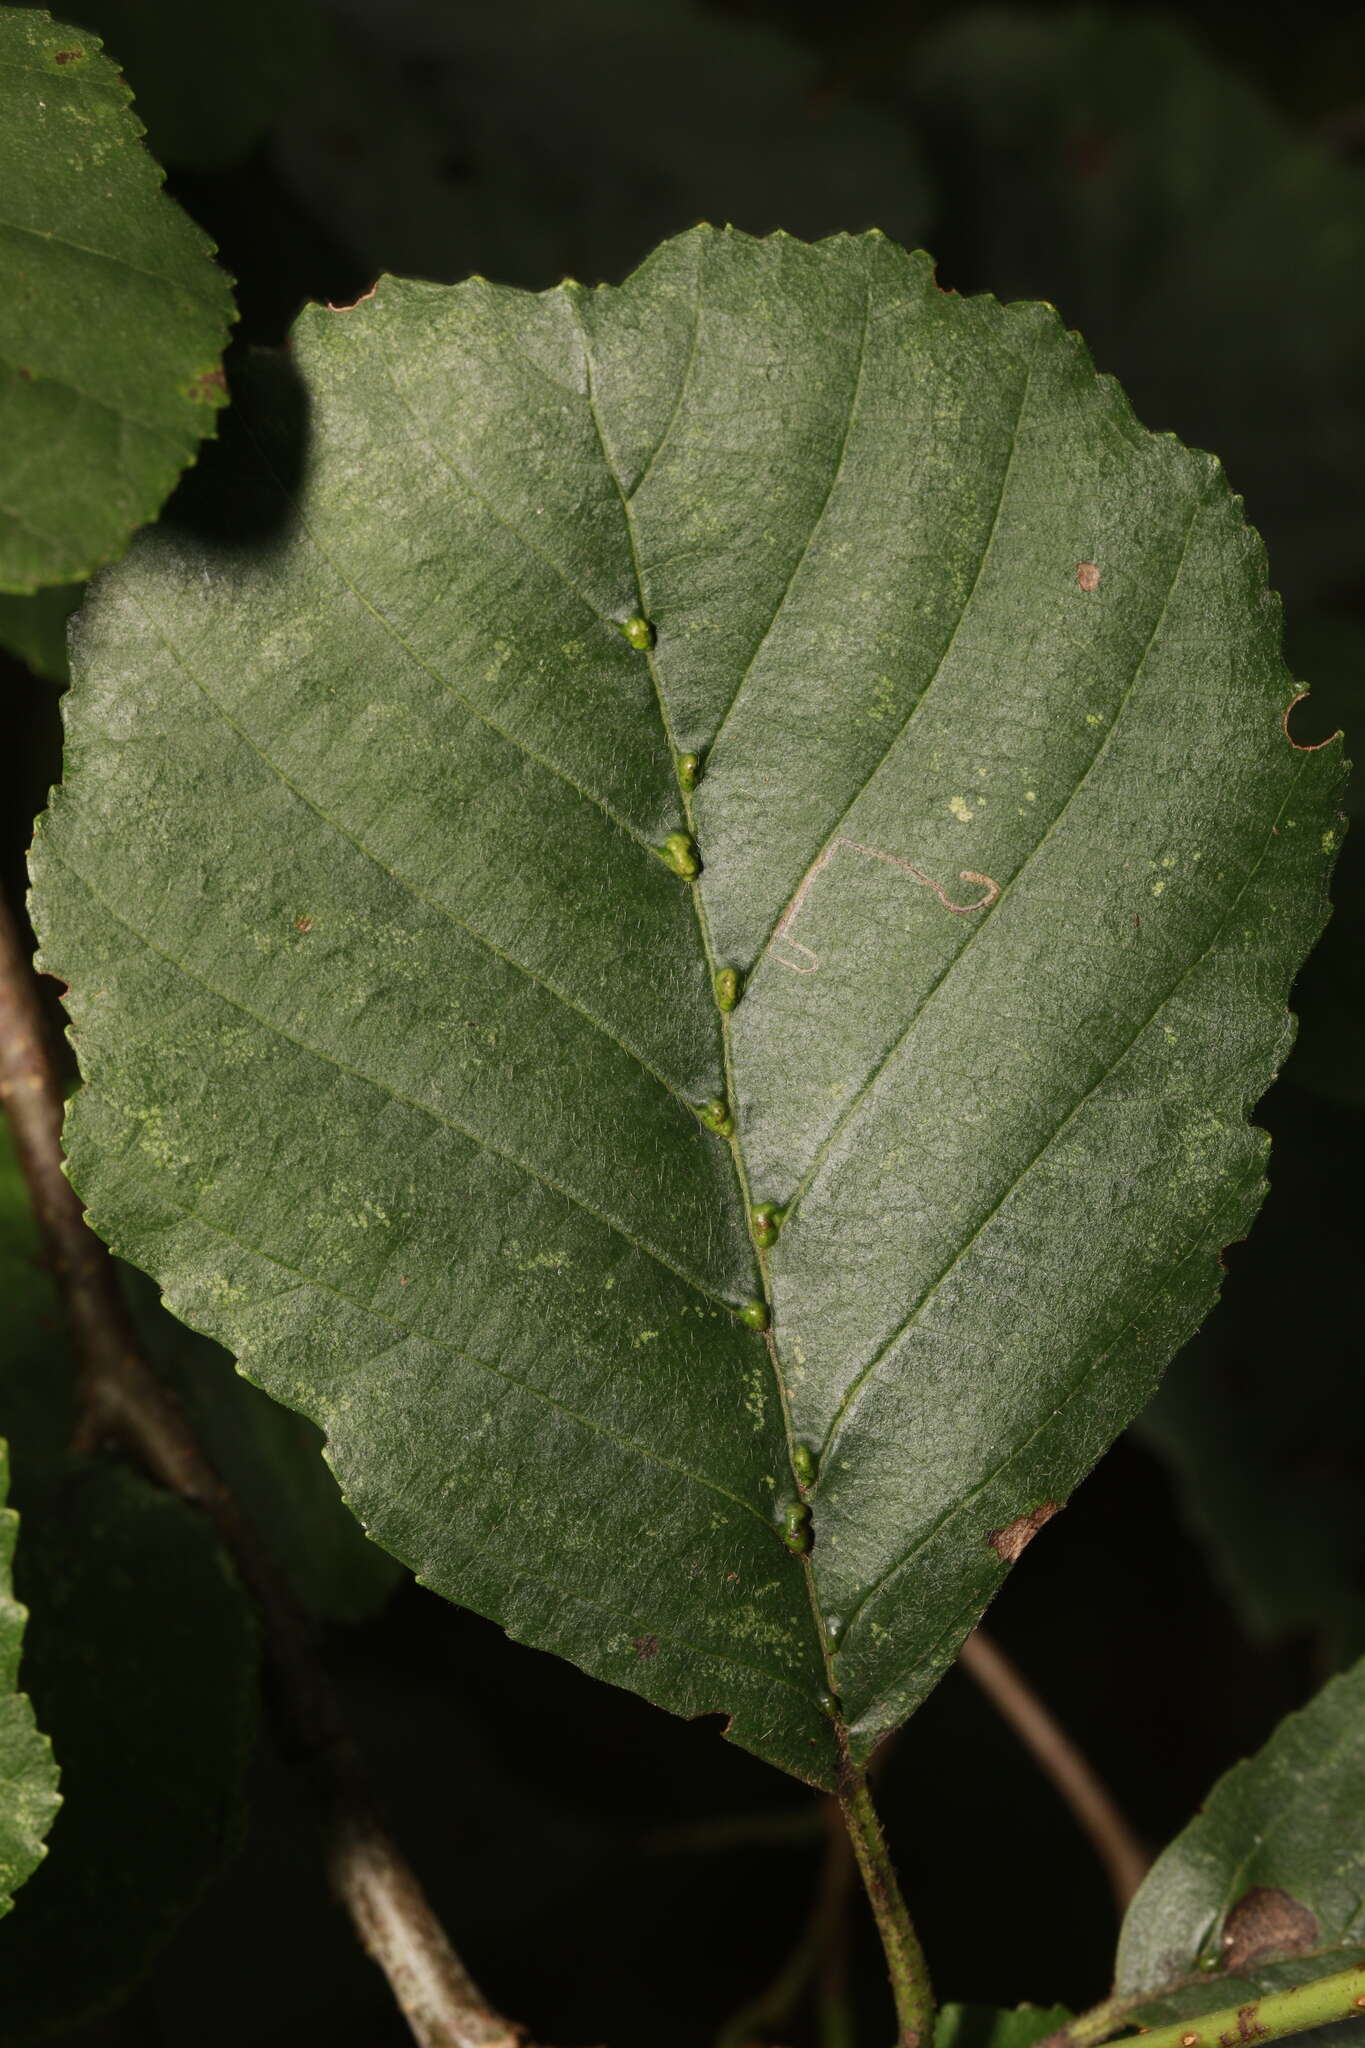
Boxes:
[0,1443,59,1919]
[0,7,235,591]
[31,228,1341,1786]
[1115,1657,1365,2021]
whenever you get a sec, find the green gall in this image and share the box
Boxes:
[738,1299,769,1332]
[714,966,742,1012]
[677,751,701,792]
[698,1098,735,1139]
[791,1441,817,1487]
[622,614,654,650]
[659,831,700,879]
[819,1690,843,1718]
[751,1201,783,1249]
[780,1501,812,1555]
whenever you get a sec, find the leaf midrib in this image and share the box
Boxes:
[0,212,221,311]
[565,285,835,1709]
[0,346,190,443]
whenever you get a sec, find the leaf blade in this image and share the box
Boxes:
[31,228,1341,1782]
[0,8,235,590]
[0,1443,59,1921]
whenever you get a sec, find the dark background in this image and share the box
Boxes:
[2,2,1361,2043]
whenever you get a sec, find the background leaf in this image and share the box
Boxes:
[908,8,1365,607]
[0,1442,60,1919]
[0,1458,259,2045]
[0,586,80,682]
[0,7,235,591]
[1115,1657,1365,2020]
[30,228,1340,1789]
[16,0,328,173]
[937,2006,1072,2048]
[272,0,929,295]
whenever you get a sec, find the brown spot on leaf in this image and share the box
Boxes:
[1076,561,1101,592]
[295,915,313,932]
[53,48,83,64]
[188,366,227,404]
[632,1635,659,1661]
[989,1502,1059,1564]
[15,366,32,381]
[1220,1886,1319,1972]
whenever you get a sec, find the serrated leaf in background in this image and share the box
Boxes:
[16,0,328,173]
[0,7,235,591]
[0,586,80,682]
[937,2006,1073,2048]
[30,227,1340,1790]
[274,0,930,290]
[0,1459,258,2044]
[909,9,1365,608]
[0,1442,60,1920]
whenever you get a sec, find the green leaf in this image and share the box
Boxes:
[18,0,328,172]
[0,584,80,679]
[0,1442,60,1919]
[936,2006,1071,2048]
[909,10,1365,607]
[274,0,929,290]
[0,1117,400,1622]
[0,7,235,591]
[1115,1658,1365,2021]
[31,227,1341,1786]
[0,1458,258,2044]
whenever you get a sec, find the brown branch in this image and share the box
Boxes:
[0,888,522,2048]
[959,1628,1149,1911]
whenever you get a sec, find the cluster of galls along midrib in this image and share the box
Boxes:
[624,613,823,1575]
